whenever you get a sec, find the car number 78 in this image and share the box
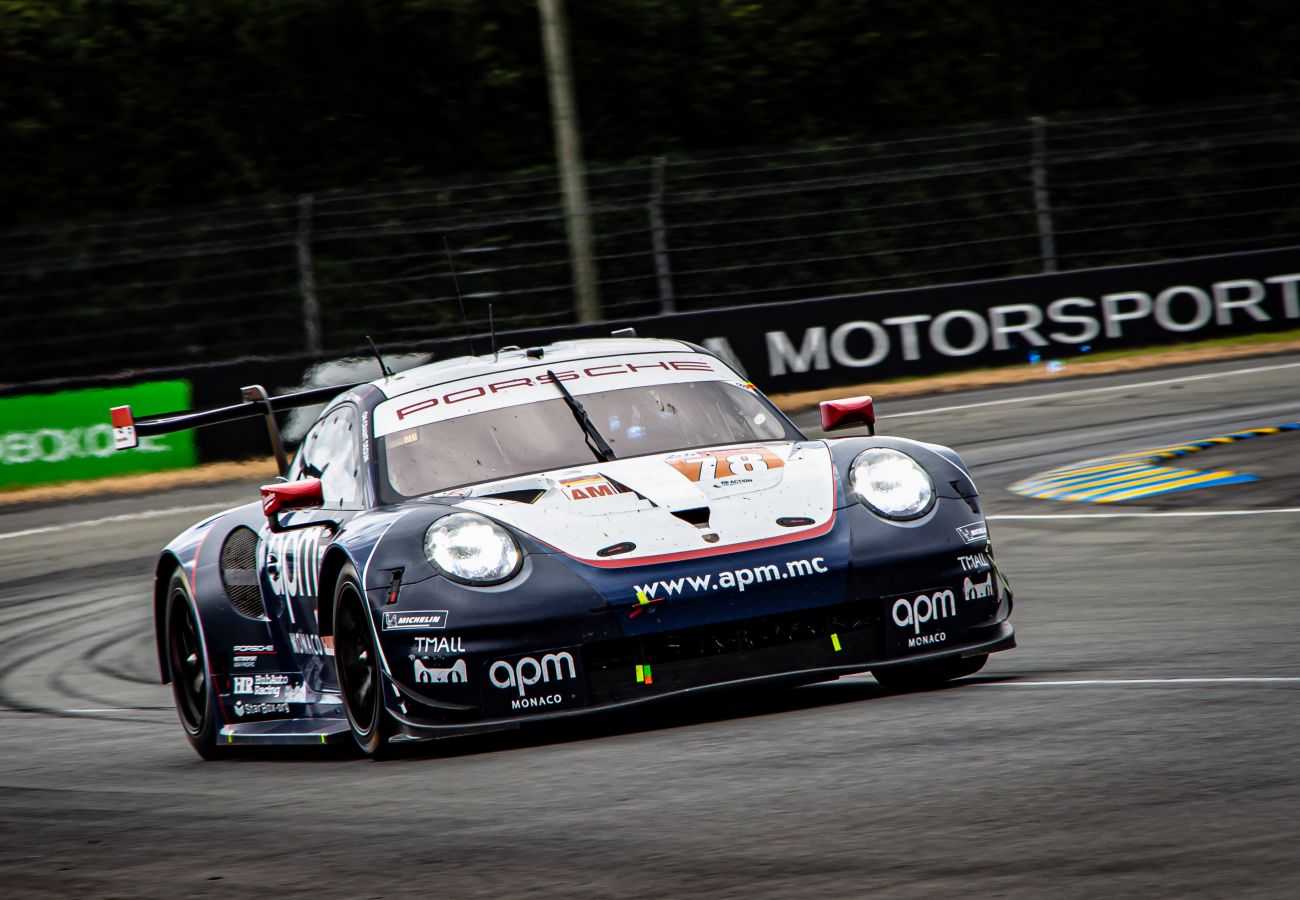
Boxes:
[667,447,784,482]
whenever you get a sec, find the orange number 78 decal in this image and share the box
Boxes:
[666,447,784,482]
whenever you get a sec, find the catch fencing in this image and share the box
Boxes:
[2,93,1298,385]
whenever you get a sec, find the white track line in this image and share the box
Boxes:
[971,677,1300,687]
[880,358,1300,420]
[0,503,229,541]
[989,507,1300,520]
[837,674,1300,688]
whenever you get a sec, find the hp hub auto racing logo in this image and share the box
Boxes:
[891,589,958,649]
[487,651,585,713]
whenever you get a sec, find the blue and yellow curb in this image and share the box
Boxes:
[1010,424,1299,503]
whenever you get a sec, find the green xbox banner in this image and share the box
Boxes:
[0,381,196,489]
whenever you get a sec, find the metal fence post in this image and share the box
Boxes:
[538,0,603,322]
[1030,116,1058,274]
[296,193,323,354]
[648,156,676,314]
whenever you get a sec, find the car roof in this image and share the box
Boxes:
[370,337,700,399]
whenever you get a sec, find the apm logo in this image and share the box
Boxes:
[258,527,328,600]
[489,652,578,697]
[891,590,957,635]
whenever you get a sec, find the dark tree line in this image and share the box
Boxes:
[1,0,1297,227]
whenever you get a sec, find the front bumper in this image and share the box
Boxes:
[383,571,1015,739]
[370,489,1015,740]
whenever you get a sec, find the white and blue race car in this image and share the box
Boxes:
[112,336,1014,758]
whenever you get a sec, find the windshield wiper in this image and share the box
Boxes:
[547,369,616,461]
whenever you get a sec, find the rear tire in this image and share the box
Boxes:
[164,571,227,760]
[334,564,398,758]
[871,653,988,692]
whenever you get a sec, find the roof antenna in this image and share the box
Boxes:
[366,334,394,377]
[444,236,477,356]
[489,303,499,361]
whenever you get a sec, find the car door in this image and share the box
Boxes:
[259,403,364,686]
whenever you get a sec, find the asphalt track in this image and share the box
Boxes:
[2,352,1299,898]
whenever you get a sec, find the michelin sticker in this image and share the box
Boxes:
[383,610,449,630]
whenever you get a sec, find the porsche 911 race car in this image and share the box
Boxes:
[111,336,1015,758]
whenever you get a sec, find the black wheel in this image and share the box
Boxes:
[871,653,988,692]
[164,571,227,759]
[334,564,397,758]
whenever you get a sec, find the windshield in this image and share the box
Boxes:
[381,380,799,498]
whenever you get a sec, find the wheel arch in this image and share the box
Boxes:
[315,546,355,638]
[153,552,185,684]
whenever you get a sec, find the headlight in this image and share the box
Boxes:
[849,448,935,520]
[424,513,522,585]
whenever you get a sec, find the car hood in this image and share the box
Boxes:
[444,441,836,567]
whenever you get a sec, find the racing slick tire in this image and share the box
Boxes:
[871,653,988,692]
[334,563,398,759]
[164,571,229,760]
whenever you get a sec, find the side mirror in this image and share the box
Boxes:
[820,396,876,434]
[261,477,325,533]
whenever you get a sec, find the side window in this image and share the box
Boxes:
[291,405,362,509]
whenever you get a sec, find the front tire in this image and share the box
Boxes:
[334,564,397,758]
[164,571,227,759]
[871,653,988,692]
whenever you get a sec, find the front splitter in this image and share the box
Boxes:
[389,623,1016,740]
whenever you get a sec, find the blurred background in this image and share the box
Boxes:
[2,0,1298,383]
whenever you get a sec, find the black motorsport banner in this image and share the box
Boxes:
[606,244,1300,393]
[406,244,1300,394]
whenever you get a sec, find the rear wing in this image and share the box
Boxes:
[110,382,362,476]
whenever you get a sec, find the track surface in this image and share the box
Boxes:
[2,353,1299,898]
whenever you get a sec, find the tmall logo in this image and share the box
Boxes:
[489,652,577,697]
[414,635,464,655]
[964,574,994,601]
[892,590,957,635]
[414,658,467,684]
